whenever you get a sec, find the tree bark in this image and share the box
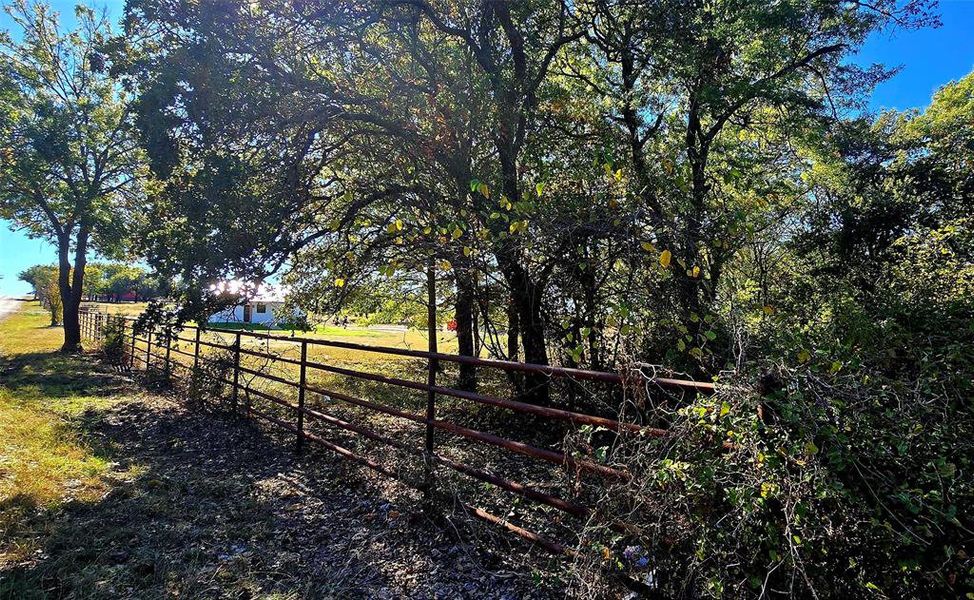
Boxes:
[58,225,89,352]
[454,263,478,391]
[498,253,550,405]
[505,297,524,397]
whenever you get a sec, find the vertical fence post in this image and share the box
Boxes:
[164,326,172,380]
[192,326,201,373]
[145,328,153,371]
[129,321,137,370]
[232,332,241,412]
[423,263,439,506]
[296,340,307,452]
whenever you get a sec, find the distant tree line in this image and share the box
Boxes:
[19,262,167,305]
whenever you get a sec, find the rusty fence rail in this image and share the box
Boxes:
[79,308,712,554]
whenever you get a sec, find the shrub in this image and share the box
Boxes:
[566,362,973,598]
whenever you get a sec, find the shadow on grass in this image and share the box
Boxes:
[0,366,548,599]
[0,351,130,400]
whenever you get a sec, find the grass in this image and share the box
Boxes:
[80,300,150,316]
[80,299,460,350]
[0,300,555,599]
[0,300,138,568]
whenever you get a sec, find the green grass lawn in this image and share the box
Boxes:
[0,300,141,569]
[80,300,150,316]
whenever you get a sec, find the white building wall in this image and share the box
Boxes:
[208,302,287,326]
[208,305,245,323]
[250,303,279,325]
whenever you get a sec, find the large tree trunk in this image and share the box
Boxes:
[58,225,89,353]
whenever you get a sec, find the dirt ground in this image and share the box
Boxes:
[1,360,564,599]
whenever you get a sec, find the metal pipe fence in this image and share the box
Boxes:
[79,308,711,555]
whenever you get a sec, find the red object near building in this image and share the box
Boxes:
[446,319,458,331]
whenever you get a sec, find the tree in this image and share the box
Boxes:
[19,264,61,324]
[18,263,50,299]
[0,0,145,351]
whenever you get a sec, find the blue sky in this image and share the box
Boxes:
[2,0,974,296]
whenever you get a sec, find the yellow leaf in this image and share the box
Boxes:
[614,168,623,181]
[798,350,811,363]
[395,218,404,231]
[692,266,701,278]
[463,246,472,257]
[762,305,775,315]
[659,250,672,268]
[452,227,463,239]
[334,277,345,288]
[641,241,655,252]
[438,260,452,271]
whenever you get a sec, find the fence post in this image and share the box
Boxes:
[232,332,241,412]
[296,340,307,452]
[423,263,439,506]
[164,326,172,380]
[192,327,201,373]
[146,328,153,371]
[129,321,137,370]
